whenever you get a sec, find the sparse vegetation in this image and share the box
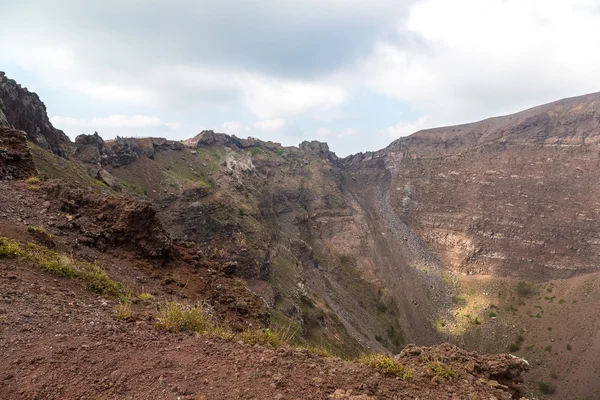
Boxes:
[116,301,132,320]
[359,354,413,380]
[488,311,496,318]
[138,292,153,300]
[452,295,467,305]
[156,301,295,347]
[0,237,23,258]
[156,301,214,333]
[509,333,525,352]
[25,176,40,184]
[544,345,552,353]
[538,381,557,394]
[240,327,295,348]
[428,361,455,378]
[0,238,122,295]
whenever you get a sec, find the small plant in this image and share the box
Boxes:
[558,299,566,304]
[25,176,40,184]
[240,327,295,348]
[27,184,41,191]
[116,302,132,320]
[138,292,153,300]
[0,237,23,258]
[376,301,387,313]
[538,381,557,394]
[509,333,525,352]
[544,345,552,353]
[359,354,413,380]
[452,295,467,305]
[156,301,214,333]
[428,361,455,378]
[547,327,552,331]
[488,311,496,318]
[465,314,481,325]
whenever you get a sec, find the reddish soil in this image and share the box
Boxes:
[0,259,526,400]
[0,180,528,399]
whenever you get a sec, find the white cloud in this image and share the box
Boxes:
[237,74,348,119]
[221,121,249,134]
[253,119,286,131]
[379,117,429,139]
[316,127,358,138]
[357,0,600,124]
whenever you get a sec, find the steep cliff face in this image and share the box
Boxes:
[0,72,71,157]
[364,92,600,280]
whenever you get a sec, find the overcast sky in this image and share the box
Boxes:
[2,0,600,156]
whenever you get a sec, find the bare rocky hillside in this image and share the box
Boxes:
[2,72,600,399]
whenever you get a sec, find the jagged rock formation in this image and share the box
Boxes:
[43,181,173,259]
[0,72,71,157]
[0,126,36,179]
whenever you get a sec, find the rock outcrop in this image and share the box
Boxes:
[75,133,184,168]
[397,343,530,398]
[0,71,71,157]
[44,182,173,259]
[0,126,36,179]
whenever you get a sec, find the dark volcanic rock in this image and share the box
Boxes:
[45,182,173,259]
[0,126,36,179]
[75,134,184,168]
[0,71,71,157]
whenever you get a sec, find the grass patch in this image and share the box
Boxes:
[240,327,295,348]
[1,238,122,295]
[116,302,132,320]
[156,301,215,333]
[359,354,413,380]
[24,176,40,184]
[156,301,295,346]
[544,345,552,353]
[27,184,41,191]
[0,237,23,258]
[428,361,455,378]
[138,292,153,300]
[26,243,122,294]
